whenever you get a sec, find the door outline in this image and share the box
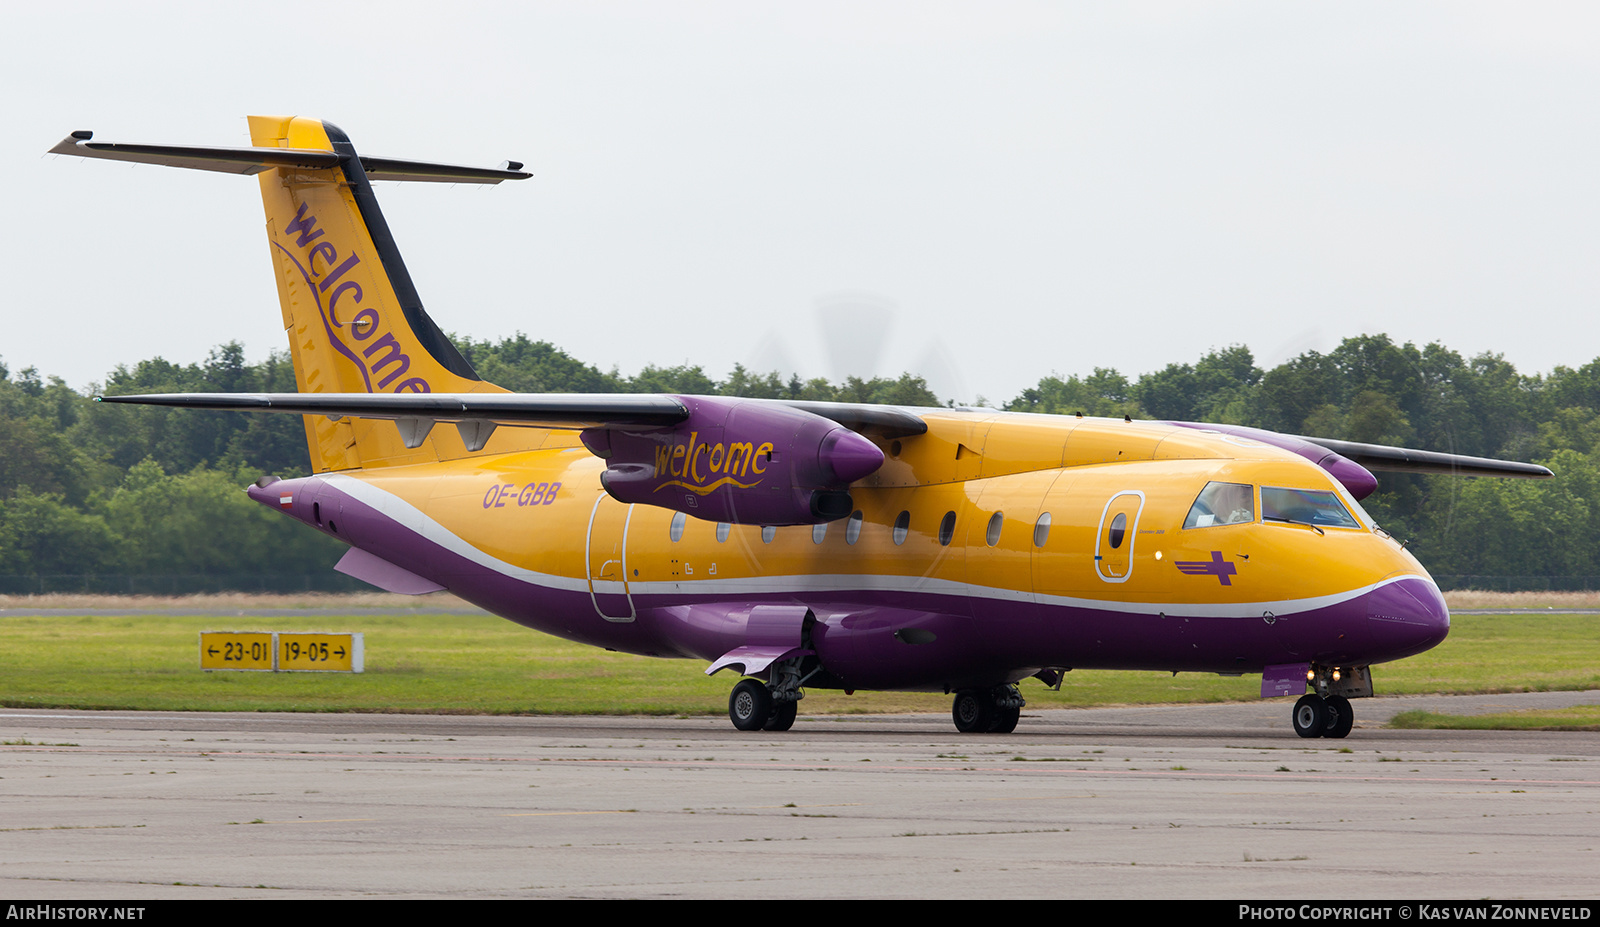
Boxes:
[585,492,636,621]
[1094,490,1145,584]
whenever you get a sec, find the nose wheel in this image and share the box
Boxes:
[1292,693,1353,738]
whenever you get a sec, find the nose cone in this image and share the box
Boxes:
[820,429,885,484]
[1361,575,1450,662]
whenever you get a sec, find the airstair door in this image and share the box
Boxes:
[586,492,636,621]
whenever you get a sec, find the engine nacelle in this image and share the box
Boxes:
[581,396,883,525]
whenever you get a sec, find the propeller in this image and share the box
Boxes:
[748,291,976,406]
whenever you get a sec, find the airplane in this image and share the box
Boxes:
[50,116,1553,738]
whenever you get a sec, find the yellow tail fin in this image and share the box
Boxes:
[248,116,528,471]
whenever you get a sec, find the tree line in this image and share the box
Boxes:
[4,332,1598,591]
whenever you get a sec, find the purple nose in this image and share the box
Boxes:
[1362,576,1450,661]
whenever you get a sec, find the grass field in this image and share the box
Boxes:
[1390,706,1600,731]
[1,593,1596,721]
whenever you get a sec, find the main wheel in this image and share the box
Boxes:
[952,690,994,733]
[1292,694,1327,738]
[729,678,772,731]
[764,700,798,732]
[987,705,1021,734]
[1324,695,1353,739]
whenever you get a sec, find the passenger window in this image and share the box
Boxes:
[938,511,956,547]
[1184,482,1255,528]
[1033,512,1051,547]
[846,510,863,545]
[812,523,828,544]
[670,511,686,542]
[761,525,777,543]
[716,522,731,543]
[986,511,1003,547]
[893,511,910,545]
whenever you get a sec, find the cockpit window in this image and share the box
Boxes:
[1261,487,1361,529]
[1183,482,1255,529]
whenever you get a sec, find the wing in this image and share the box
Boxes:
[1286,434,1553,480]
[98,391,924,525]
[1162,420,1551,500]
[97,392,691,429]
[101,393,1549,508]
[95,392,929,437]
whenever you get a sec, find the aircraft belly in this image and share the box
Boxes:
[631,590,1008,690]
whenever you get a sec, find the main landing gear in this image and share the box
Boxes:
[952,684,1024,734]
[727,660,805,732]
[728,679,800,731]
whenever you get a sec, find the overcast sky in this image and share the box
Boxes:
[8,2,1599,404]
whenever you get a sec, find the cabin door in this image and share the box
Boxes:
[1095,491,1145,583]
[586,492,636,621]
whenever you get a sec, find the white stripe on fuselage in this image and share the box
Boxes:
[326,474,1434,620]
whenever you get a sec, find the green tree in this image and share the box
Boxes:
[452,333,624,393]
[1008,368,1140,418]
[0,488,121,576]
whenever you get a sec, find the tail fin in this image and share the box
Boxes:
[248,116,520,471]
[50,117,535,471]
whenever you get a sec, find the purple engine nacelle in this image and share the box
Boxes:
[581,396,885,525]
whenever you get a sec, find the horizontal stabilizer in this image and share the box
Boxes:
[49,132,530,184]
[360,156,530,184]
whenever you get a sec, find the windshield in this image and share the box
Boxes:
[1261,487,1361,529]
[1183,482,1255,528]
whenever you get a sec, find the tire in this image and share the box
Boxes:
[764,700,798,732]
[1292,694,1327,738]
[729,678,772,731]
[952,690,993,733]
[1324,695,1353,739]
[987,705,1021,734]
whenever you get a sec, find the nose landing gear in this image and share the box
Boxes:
[1290,664,1368,738]
[1291,694,1354,738]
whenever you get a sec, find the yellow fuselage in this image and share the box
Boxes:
[265,410,1447,692]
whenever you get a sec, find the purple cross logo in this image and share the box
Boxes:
[1175,551,1238,586]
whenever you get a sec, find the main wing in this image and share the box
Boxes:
[1160,420,1551,496]
[101,392,1552,503]
[98,391,925,526]
[95,392,930,438]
